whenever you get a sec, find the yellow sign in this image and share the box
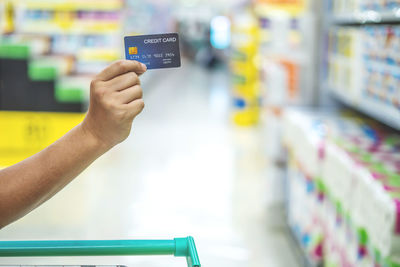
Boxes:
[0,111,85,167]
[257,0,304,6]
[255,0,306,15]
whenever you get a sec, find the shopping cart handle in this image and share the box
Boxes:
[0,236,201,267]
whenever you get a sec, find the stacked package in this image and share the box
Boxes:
[363,26,400,111]
[284,109,400,267]
[330,0,400,15]
[327,27,362,103]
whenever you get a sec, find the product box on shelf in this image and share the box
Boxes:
[327,27,363,103]
[257,6,315,107]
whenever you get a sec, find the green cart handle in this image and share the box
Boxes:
[0,236,200,267]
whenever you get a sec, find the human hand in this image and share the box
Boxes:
[81,60,147,149]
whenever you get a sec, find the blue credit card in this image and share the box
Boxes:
[124,33,181,70]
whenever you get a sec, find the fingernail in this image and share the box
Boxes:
[141,63,147,71]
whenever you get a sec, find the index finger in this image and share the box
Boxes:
[96,60,147,81]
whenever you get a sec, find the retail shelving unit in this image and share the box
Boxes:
[286,223,321,267]
[247,0,322,265]
[324,3,400,131]
[283,165,322,267]
[14,0,123,73]
[0,0,128,166]
[281,1,400,266]
[280,1,400,266]
[330,89,400,131]
[332,11,400,24]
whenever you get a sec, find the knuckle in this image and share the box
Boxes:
[137,99,145,110]
[135,86,143,98]
[130,72,139,84]
[102,98,115,110]
[116,109,129,120]
[110,101,120,110]
[93,87,105,99]
[116,60,129,72]
[90,78,100,89]
[133,60,141,70]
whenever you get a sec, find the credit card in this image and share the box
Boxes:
[124,33,181,70]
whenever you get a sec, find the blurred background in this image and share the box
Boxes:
[1,0,400,267]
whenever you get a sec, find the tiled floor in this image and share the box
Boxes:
[0,61,300,267]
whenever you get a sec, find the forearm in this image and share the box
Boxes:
[0,123,110,228]
[0,60,146,229]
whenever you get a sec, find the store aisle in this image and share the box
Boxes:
[0,62,299,267]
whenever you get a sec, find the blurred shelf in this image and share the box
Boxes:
[78,48,120,62]
[285,222,321,267]
[0,42,30,59]
[22,0,123,11]
[18,21,120,35]
[56,75,91,103]
[259,49,311,63]
[332,10,400,24]
[330,88,400,131]
[283,169,321,267]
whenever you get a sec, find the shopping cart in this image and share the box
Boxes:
[0,236,201,267]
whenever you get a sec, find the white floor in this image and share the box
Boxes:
[0,61,300,267]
